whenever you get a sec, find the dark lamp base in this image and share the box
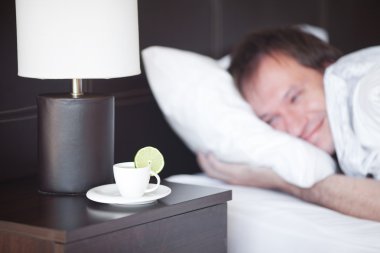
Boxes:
[37,94,115,195]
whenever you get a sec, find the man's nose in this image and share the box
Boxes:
[284,110,306,137]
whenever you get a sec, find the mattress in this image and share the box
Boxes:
[166,174,380,253]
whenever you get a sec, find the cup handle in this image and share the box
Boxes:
[145,170,160,193]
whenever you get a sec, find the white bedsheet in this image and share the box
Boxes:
[166,174,380,253]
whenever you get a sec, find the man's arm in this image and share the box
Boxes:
[198,153,380,222]
[283,174,380,222]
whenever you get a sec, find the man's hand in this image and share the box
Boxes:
[197,153,288,190]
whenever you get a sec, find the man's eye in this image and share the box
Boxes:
[290,92,301,103]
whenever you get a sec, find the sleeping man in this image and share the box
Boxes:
[197,27,380,222]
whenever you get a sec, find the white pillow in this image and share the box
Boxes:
[142,46,336,187]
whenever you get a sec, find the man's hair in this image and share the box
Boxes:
[228,27,342,92]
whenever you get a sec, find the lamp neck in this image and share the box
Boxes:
[72,79,84,98]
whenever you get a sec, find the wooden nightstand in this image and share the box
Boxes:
[0,177,231,253]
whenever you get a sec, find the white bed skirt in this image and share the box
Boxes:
[166,174,380,253]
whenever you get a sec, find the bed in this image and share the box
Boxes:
[167,173,380,253]
[1,0,380,252]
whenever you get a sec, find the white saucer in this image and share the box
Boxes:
[86,184,171,205]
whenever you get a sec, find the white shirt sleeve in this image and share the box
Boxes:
[353,66,380,149]
[353,66,380,178]
[324,47,380,179]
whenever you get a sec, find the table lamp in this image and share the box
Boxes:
[15,0,140,194]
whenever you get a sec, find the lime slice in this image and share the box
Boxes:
[134,146,165,174]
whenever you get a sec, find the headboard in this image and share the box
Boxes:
[1,0,380,181]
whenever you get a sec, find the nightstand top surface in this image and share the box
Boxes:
[0,177,231,243]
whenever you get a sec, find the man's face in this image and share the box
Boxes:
[241,53,335,154]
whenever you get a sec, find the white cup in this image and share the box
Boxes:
[113,162,160,198]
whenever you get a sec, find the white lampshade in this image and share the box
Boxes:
[15,0,140,79]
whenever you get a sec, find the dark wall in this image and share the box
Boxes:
[1,0,380,182]
[326,0,380,53]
